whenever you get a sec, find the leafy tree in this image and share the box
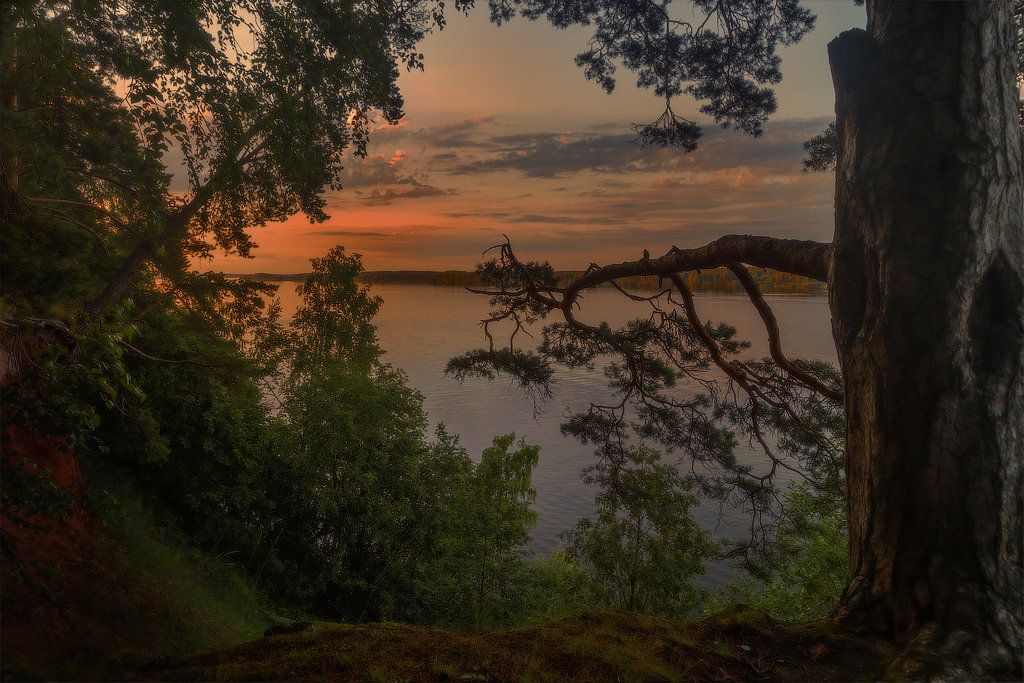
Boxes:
[451,0,1022,676]
[516,548,594,625]
[269,361,428,618]
[416,433,540,630]
[462,434,540,629]
[711,482,849,622]
[3,0,570,639]
[248,247,427,618]
[102,307,276,556]
[562,448,717,620]
[1,310,142,530]
[285,246,383,377]
[0,0,446,547]
[1,0,459,323]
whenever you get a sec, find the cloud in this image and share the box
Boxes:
[503,213,587,224]
[362,183,455,206]
[435,118,831,180]
[451,131,661,178]
[341,153,406,188]
[371,114,498,149]
[331,149,456,207]
[298,115,837,269]
[419,114,496,148]
[360,115,832,187]
[445,211,511,219]
[440,210,586,225]
[306,230,390,237]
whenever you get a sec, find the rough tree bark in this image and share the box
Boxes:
[828,1,1022,677]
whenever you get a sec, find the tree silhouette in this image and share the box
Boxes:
[452,1,1022,677]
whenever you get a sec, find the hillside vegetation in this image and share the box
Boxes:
[3,248,847,680]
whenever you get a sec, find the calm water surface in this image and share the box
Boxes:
[274,282,837,586]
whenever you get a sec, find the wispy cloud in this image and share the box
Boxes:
[226,114,836,272]
[371,114,497,149]
[306,230,390,237]
[437,118,830,180]
[362,183,455,206]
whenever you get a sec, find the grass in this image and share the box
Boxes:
[1,477,269,681]
[98,492,270,654]
[124,607,895,682]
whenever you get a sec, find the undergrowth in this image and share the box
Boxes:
[1,468,269,680]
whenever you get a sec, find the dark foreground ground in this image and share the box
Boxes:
[123,607,895,682]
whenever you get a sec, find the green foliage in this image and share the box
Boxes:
[1,0,463,324]
[93,481,270,652]
[0,308,145,535]
[1,0,840,636]
[562,448,719,620]
[445,348,554,403]
[2,310,142,443]
[462,434,540,629]
[269,361,429,618]
[801,122,838,173]
[487,0,815,143]
[453,243,845,573]
[288,246,383,373]
[87,245,554,630]
[414,433,542,630]
[1,2,169,316]
[711,483,849,621]
[515,548,594,625]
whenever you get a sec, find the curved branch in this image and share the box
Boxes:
[116,339,215,367]
[668,273,751,388]
[668,273,799,484]
[564,235,831,303]
[727,264,843,402]
[40,208,109,255]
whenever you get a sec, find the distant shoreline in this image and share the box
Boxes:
[229,269,826,294]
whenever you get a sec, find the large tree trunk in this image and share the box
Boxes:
[828,0,1023,677]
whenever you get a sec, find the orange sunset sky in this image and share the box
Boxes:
[207,0,867,274]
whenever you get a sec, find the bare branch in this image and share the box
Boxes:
[727,264,843,402]
[40,208,109,255]
[564,235,831,302]
[668,273,752,388]
[27,196,115,213]
[116,339,215,367]
[65,167,140,197]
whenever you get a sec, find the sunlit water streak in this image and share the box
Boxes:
[272,282,837,587]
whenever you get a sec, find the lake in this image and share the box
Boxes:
[273,282,837,586]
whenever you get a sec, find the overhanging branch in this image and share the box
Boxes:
[563,235,832,303]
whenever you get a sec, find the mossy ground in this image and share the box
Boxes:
[124,607,894,682]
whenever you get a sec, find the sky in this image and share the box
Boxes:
[211,0,867,273]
